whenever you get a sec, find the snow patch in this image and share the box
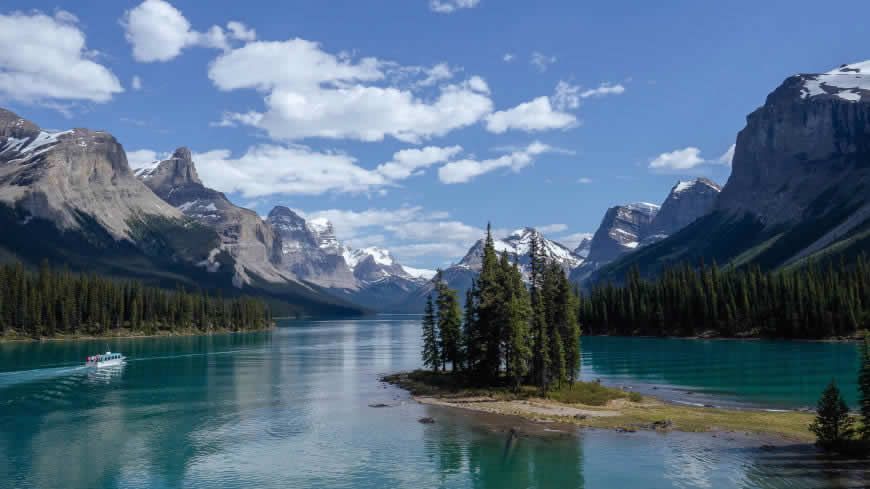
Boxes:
[800,61,870,102]
[402,266,436,280]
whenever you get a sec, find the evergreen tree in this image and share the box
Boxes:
[435,275,463,372]
[809,379,854,450]
[422,295,440,372]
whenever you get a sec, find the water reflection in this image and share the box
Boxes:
[1,320,869,488]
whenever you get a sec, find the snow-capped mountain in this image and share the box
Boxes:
[266,207,432,311]
[643,178,722,244]
[593,61,870,283]
[457,227,582,278]
[573,235,593,259]
[137,148,290,287]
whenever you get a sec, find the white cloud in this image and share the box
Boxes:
[531,52,556,72]
[126,149,168,169]
[485,96,578,133]
[121,0,256,62]
[580,83,625,98]
[649,145,735,171]
[718,144,735,166]
[390,242,471,259]
[649,147,704,170]
[553,81,581,110]
[536,224,568,234]
[429,0,481,13]
[0,10,123,105]
[226,21,256,42]
[190,145,390,197]
[438,141,557,183]
[376,145,462,180]
[555,232,593,250]
[503,53,514,62]
[208,39,493,143]
[300,206,439,239]
[387,220,482,243]
[577,177,592,184]
[131,75,143,90]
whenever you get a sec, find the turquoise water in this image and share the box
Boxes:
[580,336,861,409]
[0,319,867,488]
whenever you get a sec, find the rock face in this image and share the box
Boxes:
[644,178,722,243]
[717,62,870,226]
[137,148,290,286]
[573,236,593,259]
[266,207,432,311]
[0,108,182,239]
[585,203,660,264]
[267,207,357,289]
[591,61,870,283]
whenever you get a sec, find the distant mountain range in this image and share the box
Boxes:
[1,61,867,314]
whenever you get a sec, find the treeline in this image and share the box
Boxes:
[0,261,273,338]
[580,257,870,338]
[423,225,581,391]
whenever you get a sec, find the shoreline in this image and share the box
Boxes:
[0,325,276,344]
[584,332,865,344]
[384,371,817,443]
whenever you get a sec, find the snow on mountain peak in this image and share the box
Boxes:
[402,266,436,280]
[626,202,660,216]
[800,61,870,102]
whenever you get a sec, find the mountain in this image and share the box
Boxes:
[0,108,361,317]
[573,235,593,259]
[266,207,431,311]
[398,228,582,312]
[569,202,659,282]
[592,61,870,282]
[643,178,722,244]
[137,148,289,287]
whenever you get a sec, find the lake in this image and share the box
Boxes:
[0,318,866,488]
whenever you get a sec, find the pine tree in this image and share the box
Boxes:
[422,295,440,372]
[809,379,854,450]
[435,274,463,372]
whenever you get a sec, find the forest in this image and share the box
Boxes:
[0,260,272,339]
[580,257,870,339]
[423,225,582,391]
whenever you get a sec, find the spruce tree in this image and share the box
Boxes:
[809,379,854,450]
[422,295,440,372]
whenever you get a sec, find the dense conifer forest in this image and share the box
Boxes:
[423,225,582,391]
[580,258,870,339]
[0,261,273,339]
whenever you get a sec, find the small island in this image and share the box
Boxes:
[386,227,870,446]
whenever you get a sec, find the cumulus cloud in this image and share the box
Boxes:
[131,75,143,90]
[553,81,580,110]
[438,141,558,183]
[208,38,493,143]
[387,220,482,243]
[531,52,556,72]
[580,82,625,98]
[376,145,462,180]
[429,0,481,13]
[121,0,256,62]
[555,232,594,250]
[0,10,123,105]
[189,145,390,197]
[485,97,578,133]
[649,145,735,171]
[536,224,568,234]
[503,53,514,62]
[126,149,168,169]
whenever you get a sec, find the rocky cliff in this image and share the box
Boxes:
[0,108,181,239]
[591,61,870,282]
[644,178,722,243]
[137,148,291,286]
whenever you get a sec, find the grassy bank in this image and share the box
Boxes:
[384,370,816,442]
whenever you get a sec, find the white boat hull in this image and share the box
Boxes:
[87,357,125,368]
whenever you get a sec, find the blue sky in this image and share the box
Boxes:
[2,0,869,269]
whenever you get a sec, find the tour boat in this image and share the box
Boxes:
[86,352,125,368]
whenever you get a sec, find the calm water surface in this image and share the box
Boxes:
[0,318,867,488]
